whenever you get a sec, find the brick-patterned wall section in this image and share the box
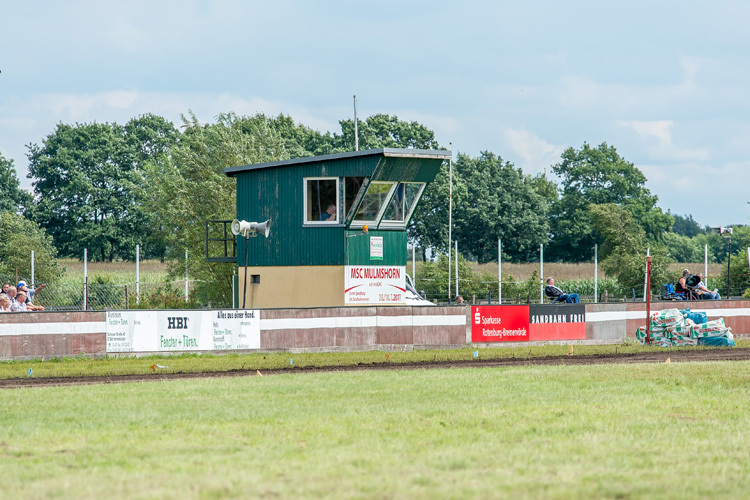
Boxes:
[0,311,106,360]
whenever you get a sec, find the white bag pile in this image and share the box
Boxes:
[635,308,733,347]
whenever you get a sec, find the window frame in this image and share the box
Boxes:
[348,181,398,229]
[303,177,341,225]
[378,182,427,229]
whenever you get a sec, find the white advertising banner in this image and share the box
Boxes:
[106,310,260,353]
[344,265,406,305]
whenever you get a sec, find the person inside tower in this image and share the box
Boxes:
[545,277,580,303]
[319,204,337,221]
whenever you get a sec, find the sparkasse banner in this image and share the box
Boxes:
[344,265,406,305]
[471,305,586,343]
[106,310,260,353]
[471,305,530,342]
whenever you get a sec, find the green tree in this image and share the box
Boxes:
[408,160,467,259]
[27,115,178,261]
[142,112,287,307]
[0,152,32,213]
[691,226,750,264]
[662,232,704,263]
[719,248,750,297]
[670,212,705,237]
[453,152,549,263]
[0,211,62,283]
[336,114,440,151]
[589,204,671,296]
[548,142,673,261]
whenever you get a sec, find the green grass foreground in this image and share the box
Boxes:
[2,340,748,380]
[2,361,750,499]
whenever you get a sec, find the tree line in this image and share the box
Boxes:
[1,111,747,305]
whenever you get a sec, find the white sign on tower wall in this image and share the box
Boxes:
[344,265,406,305]
[369,236,383,260]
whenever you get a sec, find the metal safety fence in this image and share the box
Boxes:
[0,280,195,311]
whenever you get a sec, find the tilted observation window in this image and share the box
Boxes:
[351,182,396,226]
[379,182,426,228]
[304,177,339,224]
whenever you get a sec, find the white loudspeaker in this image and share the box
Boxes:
[251,220,271,238]
[231,219,271,238]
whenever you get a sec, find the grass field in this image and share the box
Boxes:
[2,341,742,380]
[57,258,171,285]
[2,361,750,499]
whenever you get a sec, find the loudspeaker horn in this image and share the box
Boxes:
[251,220,271,238]
[231,219,271,238]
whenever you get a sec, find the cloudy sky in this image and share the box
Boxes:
[2,0,749,228]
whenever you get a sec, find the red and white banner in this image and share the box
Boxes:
[471,305,530,342]
[344,265,406,305]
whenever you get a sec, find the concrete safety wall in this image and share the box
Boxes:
[0,301,747,360]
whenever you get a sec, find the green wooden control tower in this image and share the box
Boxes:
[222,148,449,308]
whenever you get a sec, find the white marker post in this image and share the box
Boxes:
[83,249,88,310]
[455,240,459,298]
[540,244,544,304]
[185,249,189,303]
[136,244,140,305]
[594,244,598,303]
[498,239,502,304]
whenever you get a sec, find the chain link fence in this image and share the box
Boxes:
[0,278,195,311]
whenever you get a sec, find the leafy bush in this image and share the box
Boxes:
[129,284,200,309]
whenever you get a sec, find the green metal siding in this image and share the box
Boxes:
[344,230,407,267]
[236,157,382,267]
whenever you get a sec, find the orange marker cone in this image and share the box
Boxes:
[150,364,156,372]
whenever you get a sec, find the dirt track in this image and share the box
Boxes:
[3,347,750,389]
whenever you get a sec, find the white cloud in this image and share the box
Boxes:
[502,128,565,175]
[617,120,710,162]
[641,160,750,226]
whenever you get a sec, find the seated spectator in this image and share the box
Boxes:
[455,295,465,305]
[0,293,9,312]
[10,290,28,312]
[17,283,45,311]
[694,273,720,300]
[545,277,580,303]
[6,286,17,306]
[17,281,45,301]
[675,269,692,299]
[1,282,9,294]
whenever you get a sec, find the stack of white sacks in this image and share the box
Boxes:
[635,308,734,347]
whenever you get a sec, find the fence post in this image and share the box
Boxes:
[412,244,416,286]
[125,285,129,309]
[83,249,88,310]
[455,241,459,298]
[185,248,189,303]
[594,243,598,304]
[498,239,502,304]
[705,244,708,284]
[31,250,35,288]
[136,244,140,305]
[540,244,544,304]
